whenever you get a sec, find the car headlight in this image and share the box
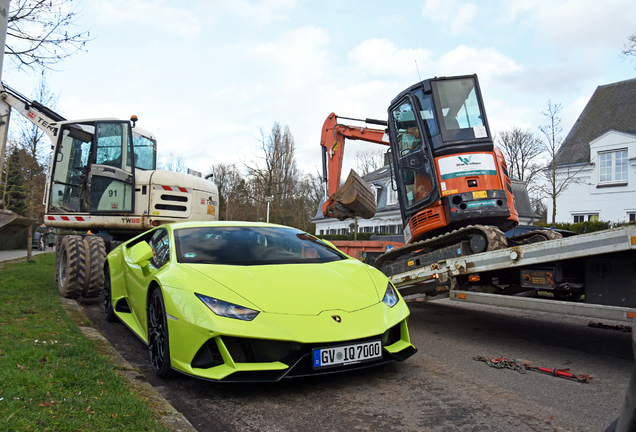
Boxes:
[195,293,260,321]
[382,283,399,308]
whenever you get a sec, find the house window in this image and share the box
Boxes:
[628,213,635,222]
[319,229,324,235]
[599,150,628,184]
[387,180,398,205]
[573,214,599,223]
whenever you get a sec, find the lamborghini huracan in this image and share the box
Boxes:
[104,221,417,381]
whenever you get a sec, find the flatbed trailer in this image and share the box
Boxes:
[389,226,636,322]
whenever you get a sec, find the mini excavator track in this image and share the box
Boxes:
[505,229,563,246]
[374,225,508,277]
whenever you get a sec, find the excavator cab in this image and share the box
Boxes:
[48,119,155,215]
[387,75,517,243]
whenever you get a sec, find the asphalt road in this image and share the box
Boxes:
[81,296,633,432]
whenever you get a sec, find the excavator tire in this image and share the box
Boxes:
[83,236,106,298]
[57,235,87,299]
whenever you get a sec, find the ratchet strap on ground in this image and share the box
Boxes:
[473,356,592,383]
[473,355,525,373]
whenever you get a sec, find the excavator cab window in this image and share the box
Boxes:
[132,132,156,170]
[89,122,134,213]
[95,123,129,168]
[431,77,488,144]
[49,125,94,213]
[389,98,439,210]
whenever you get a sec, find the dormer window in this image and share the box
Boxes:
[386,179,398,206]
[599,149,628,184]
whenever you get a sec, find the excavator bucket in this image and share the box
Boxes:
[0,209,37,237]
[328,169,377,221]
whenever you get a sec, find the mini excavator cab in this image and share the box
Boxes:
[387,75,517,244]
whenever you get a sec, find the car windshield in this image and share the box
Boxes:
[174,226,346,265]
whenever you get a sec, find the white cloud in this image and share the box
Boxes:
[94,0,201,39]
[210,0,298,28]
[422,0,478,33]
[498,0,541,23]
[247,26,332,90]
[506,0,636,54]
[348,39,434,78]
[436,45,521,85]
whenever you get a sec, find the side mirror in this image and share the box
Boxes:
[130,241,153,267]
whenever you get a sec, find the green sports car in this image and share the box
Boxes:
[104,221,417,381]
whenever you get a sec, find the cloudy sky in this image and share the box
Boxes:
[4,0,636,177]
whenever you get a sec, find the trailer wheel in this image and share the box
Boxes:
[83,236,106,298]
[57,235,87,299]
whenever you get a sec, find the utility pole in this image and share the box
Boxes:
[0,0,10,190]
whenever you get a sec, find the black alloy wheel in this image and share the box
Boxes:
[148,287,174,378]
[103,264,117,323]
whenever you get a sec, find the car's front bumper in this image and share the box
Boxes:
[164,296,416,381]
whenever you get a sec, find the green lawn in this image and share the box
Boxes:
[0,254,169,431]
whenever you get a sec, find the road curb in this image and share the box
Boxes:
[60,298,198,432]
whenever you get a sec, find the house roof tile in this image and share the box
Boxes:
[556,77,636,165]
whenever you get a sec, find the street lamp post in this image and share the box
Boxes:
[265,196,274,223]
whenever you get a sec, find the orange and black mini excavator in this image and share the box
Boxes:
[320,74,520,275]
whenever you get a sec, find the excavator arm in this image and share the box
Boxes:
[0,83,63,234]
[0,83,66,144]
[320,112,389,220]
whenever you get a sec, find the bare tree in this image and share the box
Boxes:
[292,170,323,232]
[622,32,636,60]
[354,148,386,176]
[6,0,92,71]
[207,162,241,220]
[495,126,543,186]
[246,123,298,224]
[10,75,54,259]
[536,101,583,224]
[158,152,187,173]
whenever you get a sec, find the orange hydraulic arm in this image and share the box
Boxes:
[320,112,389,219]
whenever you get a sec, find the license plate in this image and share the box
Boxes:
[312,340,382,369]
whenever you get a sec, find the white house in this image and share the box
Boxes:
[548,77,636,223]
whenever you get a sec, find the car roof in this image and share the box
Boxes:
[165,221,292,231]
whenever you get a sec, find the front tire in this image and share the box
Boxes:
[148,287,173,378]
[83,236,106,298]
[57,235,87,299]
[103,263,117,323]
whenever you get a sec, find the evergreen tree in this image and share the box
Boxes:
[2,147,29,215]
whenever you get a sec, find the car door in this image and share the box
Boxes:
[124,228,171,334]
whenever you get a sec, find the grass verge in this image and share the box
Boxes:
[0,254,169,431]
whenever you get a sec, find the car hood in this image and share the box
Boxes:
[181,259,382,315]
